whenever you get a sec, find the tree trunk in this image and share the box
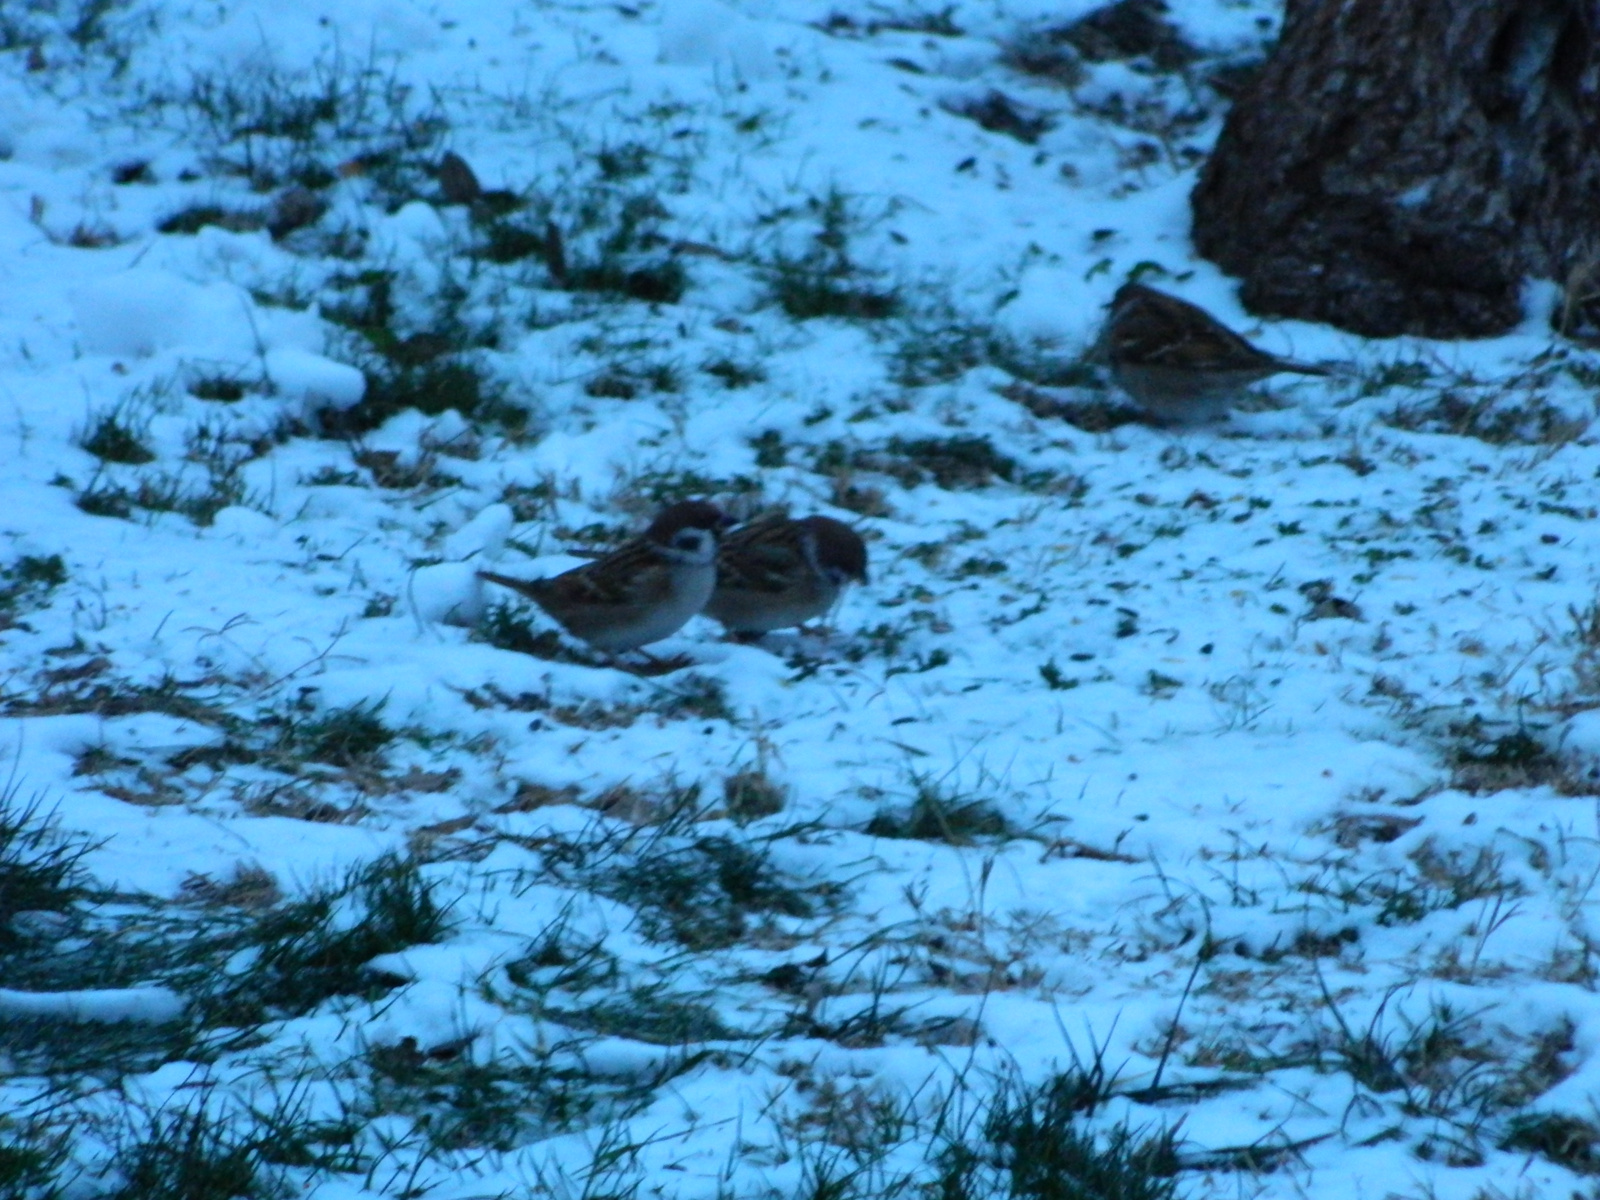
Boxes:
[1190,0,1600,339]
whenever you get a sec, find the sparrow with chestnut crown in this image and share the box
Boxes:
[478,499,731,655]
[1099,281,1330,422]
[707,513,869,636]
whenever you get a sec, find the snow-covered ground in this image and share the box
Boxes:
[3,1,1600,1196]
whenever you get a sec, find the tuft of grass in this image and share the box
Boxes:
[1300,987,1578,1160]
[750,429,787,467]
[5,554,67,591]
[596,140,653,180]
[997,1114,1177,1200]
[260,697,396,768]
[180,863,282,910]
[316,268,530,435]
[1382,384,1589,446]
[583,360,682,400]
[944,90,1054,144]
[1442,717,1599,796]
[599,832,827,950]
[141,691,419,795]
[891,310,1000,388]
[762,186,900,321]
[245,1089,366,1175]
[182,54,446,197]
[613,468,758,513]
[506,183,689,303]
[1039,660,1080,690]
[552,982,738,1045]
[1057,0,1199,71]
[196,694,406,771]
[320,267,398,340]
[74,412,274,528]
[890,435,1017,489]
[1353,358,1433,397]
[891,301,1098,390]
[931,1065,1177,1200]
[864,775,1014,844]
[3,666,227,724]
[0,847,450,1073]
[724,769,787,823]
[196,853,451,1024]
[188,374,252,402]
[157,204,264,236]
[76,474,248,525]
[106,1098,283,1200]
[781,1072,916,1158]
[768,254,900,321]
[478,217,550,264]
[330,357,525,437]
[1311,839,1522,928]
[503,911,617,995]
[702,356,767,389]
[0,1109,71,1200]
[816,435,1017,492]
[0,1005,195,1079]
[74,478,141,520]
[815,5,963,37]
[1450,726,1559,792]
[0,795,96,949]
[364,1035,599,1152]
[583,370,639,400]
[659,674,733,723]
[566,255,687,305]
[1501,1112,1600,1174]
[0,554,68,628]
[79,411,155,465]
[1001,26,1086,87]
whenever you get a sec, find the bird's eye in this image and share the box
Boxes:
[673,530,705,551]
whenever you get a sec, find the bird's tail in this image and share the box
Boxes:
[1280,359,1334,377]
[477,569,538,598]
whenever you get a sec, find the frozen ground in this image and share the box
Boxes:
[2,1,1600,1197]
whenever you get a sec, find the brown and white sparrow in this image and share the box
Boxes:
[478,500,730,654]
[1099,282,1330,422]
[706,513,869,635]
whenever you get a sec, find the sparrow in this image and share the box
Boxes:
[705,513,869,635]
[477,500,730,654]
[1098,281,1331,422]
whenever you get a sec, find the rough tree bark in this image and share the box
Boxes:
[1190,0,1600,339]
